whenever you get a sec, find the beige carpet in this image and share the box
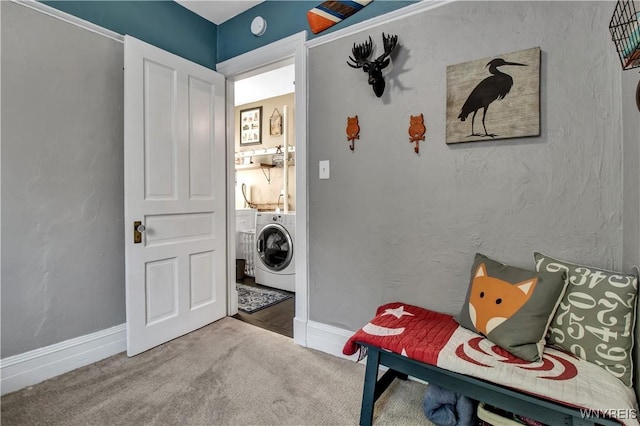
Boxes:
[1,317,435,425]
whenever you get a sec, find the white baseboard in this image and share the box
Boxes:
[0,320,353,396]
[0,324,126,395]
[304,321,429,385]
[0,320,423,396]
[305,320,360,361]
[293,317,307,346]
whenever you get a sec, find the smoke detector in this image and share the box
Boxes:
[251,16,267,37]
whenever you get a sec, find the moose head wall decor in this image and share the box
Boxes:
[347,33,399,98]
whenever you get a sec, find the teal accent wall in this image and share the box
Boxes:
[216,0,417,63]
[40,1,417,67]
[42,1,218,69]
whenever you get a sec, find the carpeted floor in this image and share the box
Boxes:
[1,317,435,425]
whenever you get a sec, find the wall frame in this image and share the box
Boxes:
[270,108,283,135]
[240,106,262,146]
[446,47,540,144]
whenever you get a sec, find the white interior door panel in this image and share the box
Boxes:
[124,36,226,356]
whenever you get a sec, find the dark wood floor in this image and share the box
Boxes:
[233,277,294,338]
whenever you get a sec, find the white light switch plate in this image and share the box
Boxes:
[319,160,330,179]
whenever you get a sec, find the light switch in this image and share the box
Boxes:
[319,160,330,179]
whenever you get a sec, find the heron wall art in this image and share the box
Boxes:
[446,47,541,144]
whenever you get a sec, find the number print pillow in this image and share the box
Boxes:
[534,252,639,386]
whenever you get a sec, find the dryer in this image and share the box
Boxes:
[254,212,295,292]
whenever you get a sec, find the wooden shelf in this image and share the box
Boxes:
[235,163,274,170]
[235,161,295,171]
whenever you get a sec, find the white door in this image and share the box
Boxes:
[124,36,227,356]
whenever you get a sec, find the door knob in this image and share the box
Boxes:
[133,221,145,244]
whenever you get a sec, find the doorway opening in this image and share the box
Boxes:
[232,62,296,337]
[217,31,308,346]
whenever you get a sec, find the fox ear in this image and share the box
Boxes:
[515,278,537,295]
[475,263,487,279]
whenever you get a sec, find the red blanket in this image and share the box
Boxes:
[343,302,459,364]
[343,302,640,426]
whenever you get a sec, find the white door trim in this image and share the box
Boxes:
[217,31,309,346]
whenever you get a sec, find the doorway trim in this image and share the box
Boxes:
[216,31,309,346]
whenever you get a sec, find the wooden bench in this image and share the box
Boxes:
[359,342,621,426]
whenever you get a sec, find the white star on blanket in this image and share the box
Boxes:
[381,305,415,319]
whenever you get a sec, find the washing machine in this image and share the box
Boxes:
[254,212,295,292]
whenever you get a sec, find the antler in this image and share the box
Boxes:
[347,36,374,69]
[346,33,400,98]
[374,33,398,64]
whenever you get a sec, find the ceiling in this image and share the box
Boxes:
[174,0,294,106]
[234,64,295,106]
[175,0,265,25]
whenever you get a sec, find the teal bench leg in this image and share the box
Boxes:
[359,347,408,426]
[359,348,380,426]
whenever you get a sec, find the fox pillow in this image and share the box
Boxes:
[455,253,568,361]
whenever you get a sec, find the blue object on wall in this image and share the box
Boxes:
[622,22,640,57]
[216,0,417,63]
[42,1,218,70]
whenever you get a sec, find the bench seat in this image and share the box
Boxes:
[343,302,639,426]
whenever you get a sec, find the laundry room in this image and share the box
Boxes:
[233,63,296,338]
[234,66,296,213]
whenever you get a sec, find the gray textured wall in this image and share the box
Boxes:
[308,1,633,332]
[622,70,640,400]
[2,0,637,366]
[622,71,640,273]
[1,2,125,358]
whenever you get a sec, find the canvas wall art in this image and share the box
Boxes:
[446,47,541,144]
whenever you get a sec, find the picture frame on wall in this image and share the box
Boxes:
[240,106,262,146]
[446,47,540,144]
[270,108,282,136]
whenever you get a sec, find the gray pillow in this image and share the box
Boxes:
[535,252,639,386]
[456,253,567,361]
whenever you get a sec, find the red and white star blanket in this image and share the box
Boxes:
[343,302,640,426]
